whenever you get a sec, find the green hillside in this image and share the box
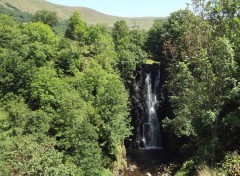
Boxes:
[0,0,163,29]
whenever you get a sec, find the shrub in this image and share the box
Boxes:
[218,151,240,176]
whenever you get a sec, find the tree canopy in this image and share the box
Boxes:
[145,0,240,174]
[0,11,140,175]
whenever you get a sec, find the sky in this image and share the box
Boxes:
[46,0,192,17]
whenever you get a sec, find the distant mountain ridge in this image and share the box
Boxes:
[0,0,163,29]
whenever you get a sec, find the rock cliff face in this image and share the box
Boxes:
[130,64,164,149]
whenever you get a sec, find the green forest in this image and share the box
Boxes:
[0,0,239,175]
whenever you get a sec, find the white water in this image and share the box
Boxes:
[143,70,161,149]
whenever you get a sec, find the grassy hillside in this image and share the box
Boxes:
[0,0,163,29]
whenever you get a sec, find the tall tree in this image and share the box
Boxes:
[33,10,59,27]
[65,11,87,43]
[112,20,147,87]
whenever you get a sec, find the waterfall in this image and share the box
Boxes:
[142,69,161,149]
[130,64,162,150]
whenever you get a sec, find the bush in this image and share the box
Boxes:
[218,151,240,176]
[175,159,195,176]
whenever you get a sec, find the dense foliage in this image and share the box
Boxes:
[146,0,240,174]
[0,10,146,175]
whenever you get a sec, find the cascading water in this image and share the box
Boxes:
[128,65,174,169]
[142,70,161,149]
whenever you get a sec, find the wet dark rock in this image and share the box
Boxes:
[129,64,163,149]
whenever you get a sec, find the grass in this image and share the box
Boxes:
[196,165,217,176]
[0,0,164,29]
[145,59,160,65]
